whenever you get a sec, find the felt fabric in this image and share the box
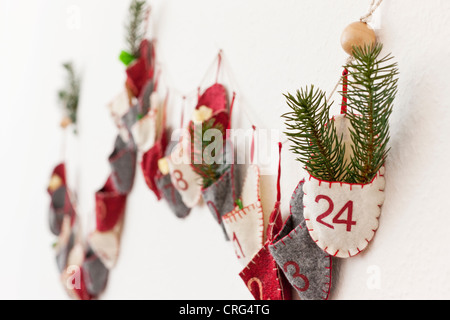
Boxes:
[125,39,155,98]
[201,141,240,229]
[239,202,292,300]
[94,176,127,232]
[223,165,264,267]
[82,249,109,297]
[140,93,169,200]
[107,90,131,125]
[55,217,76,273]
[239,144,291,300]
[269,180,333,300]
[131,82,160,153]
[88,227,122,270]
[108,134,137,194]
[167,138,203,208]
[196,83,228,113]
[47,164,76,235]
[303,167,386,258]
[89,176,127,269]
[155,173,191,219]
[60,243,93,301]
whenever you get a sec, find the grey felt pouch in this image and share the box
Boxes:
[49,187,68,236]
[82,249,109,297]
[108,134,137,194]
[201,141,243,240]
[56,231,75,273]
[268,180,333,300]
[155,173,191,219]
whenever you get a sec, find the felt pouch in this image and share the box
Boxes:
[82,248,109,297]
[88,176,127,269]
[141,92,169,200]
[125,39,155,99]
[47,164,76,236]
[223,164,264,267]
[239,143,291,300]
[269,180,333,300]
[108,134,137,195]
[303,167,385,258]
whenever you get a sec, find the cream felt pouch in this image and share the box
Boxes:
[303,167,385,258]
[167,137,203,209]
[302,114,386,258]
[223,165,264,267]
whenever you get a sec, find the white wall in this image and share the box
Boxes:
[1,0,450,300]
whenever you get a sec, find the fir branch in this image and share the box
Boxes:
[344,43,399,183]
[189,118,230,188]
[282,86,347,182]
[58,62,81,126]
[125,0,147,58]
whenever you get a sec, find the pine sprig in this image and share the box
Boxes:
[282,86,347,182]
[344,43,399,183]
[283,43,398,184]
[125,0,147,58]
[189,118,230,188]
[58,62,80,126]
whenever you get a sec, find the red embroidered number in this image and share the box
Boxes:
[283,261,309,292]
[247,277,264,300]
[172,170,188,191]
[315,195,356,232]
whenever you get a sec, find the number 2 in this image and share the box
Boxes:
[315,195,356,232]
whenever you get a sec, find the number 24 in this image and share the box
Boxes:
[315,195,356,232]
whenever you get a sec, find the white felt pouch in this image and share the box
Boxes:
[222,165,264,267]
[303,166,385,258]
[167,137,203,209]
[131,92,160,153]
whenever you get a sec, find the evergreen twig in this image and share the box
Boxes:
[58,62,80,127]
[189,118,229,188]
[125,0,147,58]
[282,43,398,184]
[282,86,347,182]
[345,43,399,183]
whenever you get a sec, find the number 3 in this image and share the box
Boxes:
[283,261,309,292]
[315,195,356,232]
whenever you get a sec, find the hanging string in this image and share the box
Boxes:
[276,142,282,202]
[340,68,349,114]
[215,50,223,84]
[360,0,383,23]
[250,125,256,164]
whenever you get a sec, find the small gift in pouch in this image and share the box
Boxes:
[239,143,291,300]
[88,176,127,269]
[269,180,333,300]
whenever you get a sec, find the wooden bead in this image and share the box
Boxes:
[340,21,377,55]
